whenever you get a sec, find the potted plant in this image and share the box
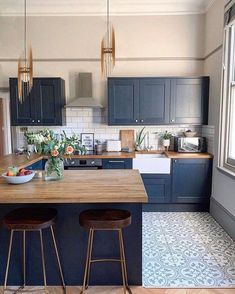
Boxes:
[95,139,103,155]
[135,127,146,151]
[161,131,172,151]
[24,132,36,153]
[35,130,86,181]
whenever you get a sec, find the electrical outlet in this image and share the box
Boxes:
[20,127,28,133]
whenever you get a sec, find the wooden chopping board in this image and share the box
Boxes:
[120,130,135,151]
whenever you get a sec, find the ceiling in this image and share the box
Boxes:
[0,0,216,16]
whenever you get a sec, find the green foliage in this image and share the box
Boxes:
[135,127,146,150]
[161,131,172,140]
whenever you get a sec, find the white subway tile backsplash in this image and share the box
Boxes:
[15,110,206,151]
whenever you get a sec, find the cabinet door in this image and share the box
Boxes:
[170,78,209,124]
[172,159,212,204]
[108,78,139,125]
[102,159,133,169]
[34,78,65,125]
[10,78,36,125]
[139,78,170,124]
[142,174,171,203]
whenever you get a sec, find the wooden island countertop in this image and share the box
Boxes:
[0,170,148,204]
[0,151,213,174]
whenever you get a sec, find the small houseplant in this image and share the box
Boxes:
[24,132,37,153]
[160,131,172,151]
[95,139,103,155]
[135,127,146,151]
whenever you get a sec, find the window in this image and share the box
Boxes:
[219,14,235,174]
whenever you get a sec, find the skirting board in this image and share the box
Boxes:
[210,197,235,240]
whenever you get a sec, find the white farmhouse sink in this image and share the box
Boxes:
[133,153,171,174]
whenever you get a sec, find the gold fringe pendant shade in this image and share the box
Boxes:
[17,0,33,103]
[18,46,33,103]
[101,0,116,77]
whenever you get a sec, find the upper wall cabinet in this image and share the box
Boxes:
[10,78,66,126]
[108,78,139,125]
[108,77,209,126]
[170,78,209,125]
[108,78,170,125]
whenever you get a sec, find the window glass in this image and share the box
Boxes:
[228,86,235,160]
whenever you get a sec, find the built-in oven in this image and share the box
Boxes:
[64,158,102,170]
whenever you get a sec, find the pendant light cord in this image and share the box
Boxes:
[107,0,109,44]
[24,0,27,62]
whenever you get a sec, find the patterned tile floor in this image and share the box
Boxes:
[143,212,235,288]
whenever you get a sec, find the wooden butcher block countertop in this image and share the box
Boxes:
[0,151,213,174]
[0,170,148,204]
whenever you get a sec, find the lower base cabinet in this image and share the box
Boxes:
[142,158,212,212]
[25,159,47,170]
[141,174,171,203]
[172,158,212,204]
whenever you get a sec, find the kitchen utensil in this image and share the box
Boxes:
[120,130,135,151]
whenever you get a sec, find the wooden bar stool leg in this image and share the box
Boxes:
[39,230,47,294]
[118,230,127,294]
[85,229,94,289]
[50,226,66,293]
[80,229,93,294]
[23,230,26,288]
[4,230,14,293]
[120,230,132,294]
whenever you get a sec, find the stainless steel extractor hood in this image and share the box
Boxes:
[65,72,103,108]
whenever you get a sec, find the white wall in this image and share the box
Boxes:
[204,0,235,217]
[0,14,205,106]
[0,13,206,151]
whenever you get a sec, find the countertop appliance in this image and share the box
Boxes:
[64,158,102,170]
[106,140,121,152]
[174,136,207,153]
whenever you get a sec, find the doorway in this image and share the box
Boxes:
[0,98,4,156]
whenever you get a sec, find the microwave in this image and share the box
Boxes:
[174,137,207,153]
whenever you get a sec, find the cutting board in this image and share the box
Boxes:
[120,130,135,151]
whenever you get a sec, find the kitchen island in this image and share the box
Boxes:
[0,169,147,286]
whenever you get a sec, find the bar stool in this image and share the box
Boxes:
[79,209,132,294]
[3,207,66,293]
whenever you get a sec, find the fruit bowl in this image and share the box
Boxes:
[2,171,35,185]
[183,131,197,137]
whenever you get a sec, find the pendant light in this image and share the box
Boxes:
[101,0,115,77]
[18,0,33,103]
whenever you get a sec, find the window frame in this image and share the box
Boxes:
[219,19,235,175]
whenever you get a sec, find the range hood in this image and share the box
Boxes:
[65,72,103,108]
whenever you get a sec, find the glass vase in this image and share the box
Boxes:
[44,157,64,181]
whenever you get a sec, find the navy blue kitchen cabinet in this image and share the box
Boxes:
[10,78,66,126]
[108,78,139,125]
[141,174,171,203]
[108,78,170,125]
[139,79,170,124]
[172,158,212,204]
[102,158,133,169]
[108,77,209,125]
[25,159,47,170]
[170,77,209,124]
[10,78,35,125]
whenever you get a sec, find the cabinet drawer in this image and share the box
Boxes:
[141,174,171,203]
[102,159,132,169]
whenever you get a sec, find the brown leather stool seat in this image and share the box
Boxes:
[2,207,65,294]
[79,209,131,230]
[79,208,132,294]
[3,207,57,230]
